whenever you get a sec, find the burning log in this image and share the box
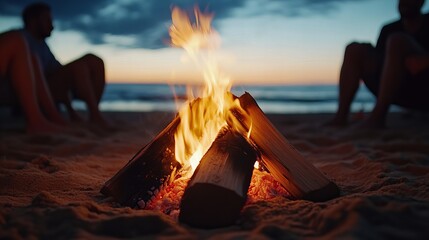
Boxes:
[229,92,340,202]
[179,126,258,228]
[101,115,182,207]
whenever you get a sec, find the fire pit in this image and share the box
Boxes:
[101,6,339,228]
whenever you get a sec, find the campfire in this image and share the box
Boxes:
[101,6,339,228]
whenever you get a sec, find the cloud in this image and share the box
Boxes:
[0,0,368,49]
[235,0,370,18]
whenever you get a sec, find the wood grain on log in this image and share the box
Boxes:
[101,116,182,207]
[228,92,339,201]
[179,126,258,228]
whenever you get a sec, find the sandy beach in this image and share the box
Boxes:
[1,110,429,239]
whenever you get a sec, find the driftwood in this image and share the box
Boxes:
[179,126,258,228]
[100,115,182,207]
[229,92,339,201]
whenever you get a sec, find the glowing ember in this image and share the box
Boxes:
[144,169,290,218]
[170,6,245,178]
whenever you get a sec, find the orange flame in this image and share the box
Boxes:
[169,6,247,178]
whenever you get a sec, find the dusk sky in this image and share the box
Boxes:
[1,0,428,85]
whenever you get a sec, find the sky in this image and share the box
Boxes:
[1,0,429,85]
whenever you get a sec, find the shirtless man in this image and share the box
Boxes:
[328,0,429,128]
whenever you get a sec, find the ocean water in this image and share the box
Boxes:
[74,83,379,114]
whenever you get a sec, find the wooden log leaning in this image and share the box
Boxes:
[228,92,339,202]
[179,126,258,228]
[100,115,182,207]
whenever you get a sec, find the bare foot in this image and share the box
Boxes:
[355,110,387,129]
[352,115,386,130]
[50,115,69,126]
[69,111,85,123]
[324,116,348,127]
[90,113,115,130]
[45,109,69,126]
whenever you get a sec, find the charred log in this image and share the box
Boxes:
[179,126,258,228]
[228,92,340,201]
[101,116,182,207]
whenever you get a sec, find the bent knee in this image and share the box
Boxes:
[0,30,28,55]
[0,30,24,44]
[346,42,373,53]
[82,53,104,66]
[345,42,374,60]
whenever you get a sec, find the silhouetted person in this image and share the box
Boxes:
[0,30,66,133]
[21,2,108,127]
[328,0,429,128]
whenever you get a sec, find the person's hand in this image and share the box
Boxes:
[405,55,429,75]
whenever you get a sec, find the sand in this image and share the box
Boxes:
[1,110,429,239]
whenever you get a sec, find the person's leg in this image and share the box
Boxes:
[30,54,68,125]
[328,42,379,126]
[0,31,63,133]
[45,68,84,123]
[364,33,426,128]
[83,54,105,103]
[48,54,107,126]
